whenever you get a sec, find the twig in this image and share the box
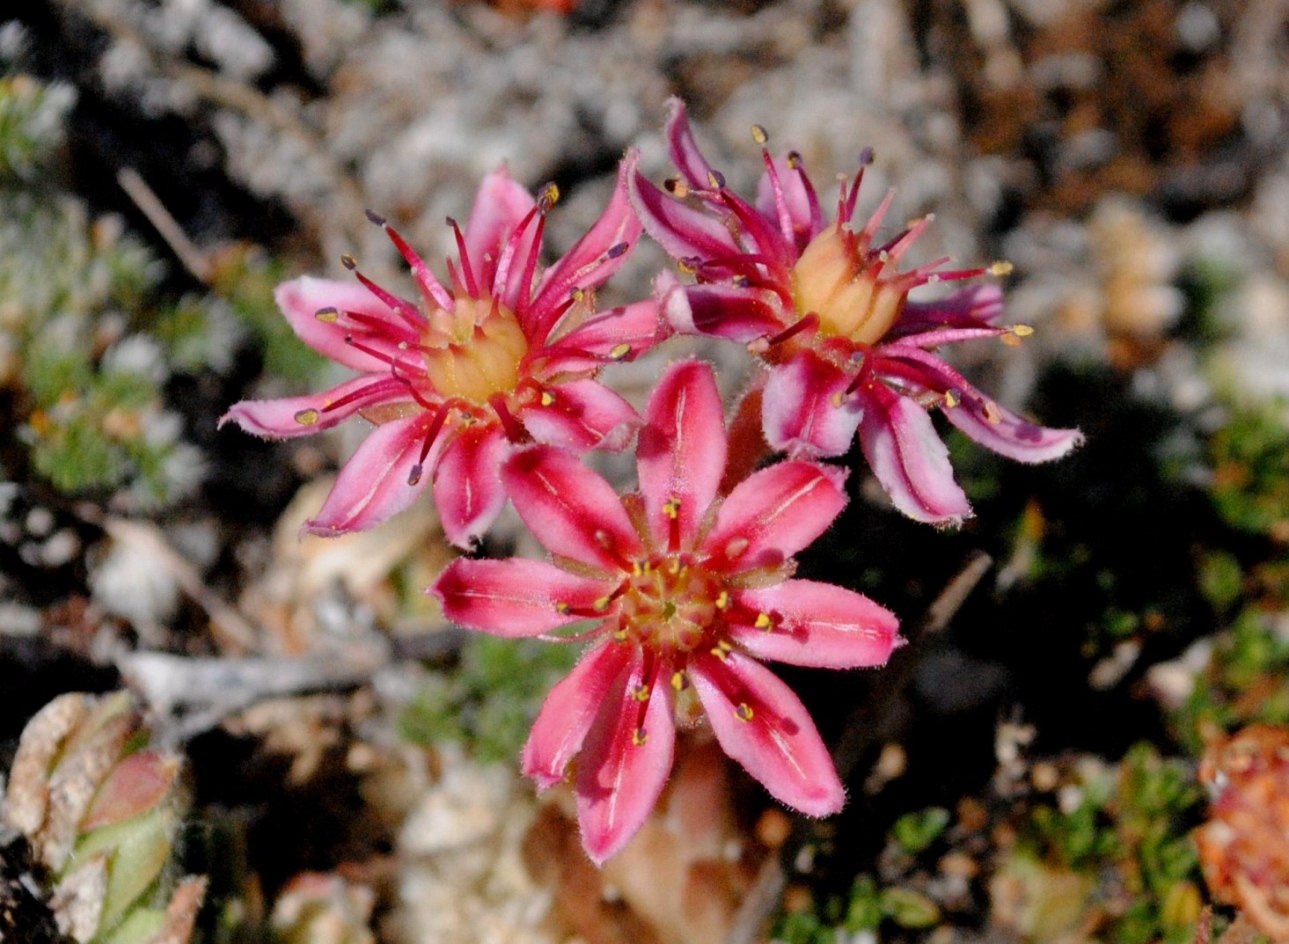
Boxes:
[117,167,213,283]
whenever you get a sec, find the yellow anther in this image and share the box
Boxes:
[707,170,726,189]
[751,124,768,145]
[943,389,960,409]
[663,496,681,520]
[877,249,890,263]
[671,671,686,691]
[294,409,320,426]
[555,601,571,614]
[540,182,560,210]
[710,645,728,661]
[609,342,632,360]
[990,260,1014,277]
[340,253,358,270]
[787,150,802,169]
[632,728,649,746]
[664,177,690,198]
[983,401,1003,424]
[632,685,651,702]
[540,391,555,407]
[677,259,696,275]
[715,591,730,610]
[613,628,629,641]
[315,307,339,323]
[830,391,847,408]
[754,612,773,630]
[592,596,613,612]
[668,557,683,575]
[1011,324,1034,337]
[735,703,755,722]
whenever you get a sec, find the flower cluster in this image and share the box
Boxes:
[224,99,1080,862]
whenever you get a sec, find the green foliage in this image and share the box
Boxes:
[1208,402,1289,536]
[1174,611,1289,752]
[1023,744,1202,943]
[398,635,579,763]
[0,73,74,183]
[890,806,951,854]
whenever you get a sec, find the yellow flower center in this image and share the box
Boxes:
[422,296,529,404]
[791,226,906,345]
[617,554,726,654]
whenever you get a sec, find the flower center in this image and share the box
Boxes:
[617,554,726,654]
[790,226,906,346]
[421,296,528,405]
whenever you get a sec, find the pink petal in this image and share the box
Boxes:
[218,375,407,439]
[464,166,537,294]
[276,276,412,371]
[523,641,636,789]
[702,460,847,571]
[503,445,644,573]
[664,97,717,189]
[637,360,726,548]
[882,348,1084,464]
[433,421,511,548]
[519,378,640,452]
[730,580,900,668]
[548,299,666,362]
[576,655,675,864]
[762,352,863,458]
[943,388,1084,463]
[856,382,971,526]
[689,650,844,817]
[627,156,742,263]
[531,167,643,334]
[894,284,1005,335]
[662,277,786,343]
[304,414,437,535]
[432,558,613,636]
[755,153,825,254]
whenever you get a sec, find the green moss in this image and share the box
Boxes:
[398,635,580,763]
[1208,402,1289,536]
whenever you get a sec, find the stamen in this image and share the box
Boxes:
[632,728,649,746]
[488,393,530,444]
[671,671,686,691]
[407,399,459,485]
[540,390,555,407]
[715,591,730,610]
[664,177,691,198]
[943,388,961,408]
[706,169,726,190]
[606,242,629,259]
[983,401,1003,424]
[751,124,768,145]
[340,254,425,332]
[786,150,802,170]
[294,409,320,425]
[754,612,774,630]
[315,307,339,323]
[632,684,651,702]
[446,218,480,298]
[990,260,1014,277]
[749,312,819,355]
[735,703,754,722]
[609,342,632,360]
[539,183,560,211]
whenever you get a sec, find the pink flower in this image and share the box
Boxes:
[627,99,1082,526]
[221,165,664,547]
[431,359,900,863]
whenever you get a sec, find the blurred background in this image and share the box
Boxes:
[2,1,1288,943]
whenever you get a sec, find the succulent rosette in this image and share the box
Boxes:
[627,99,1082,526]
[432,359,900,863]
[222,165,665,547]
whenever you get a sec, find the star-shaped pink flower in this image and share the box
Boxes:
[628,99,1082,526]
[221,165,665,547]
[431,359,900,863]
